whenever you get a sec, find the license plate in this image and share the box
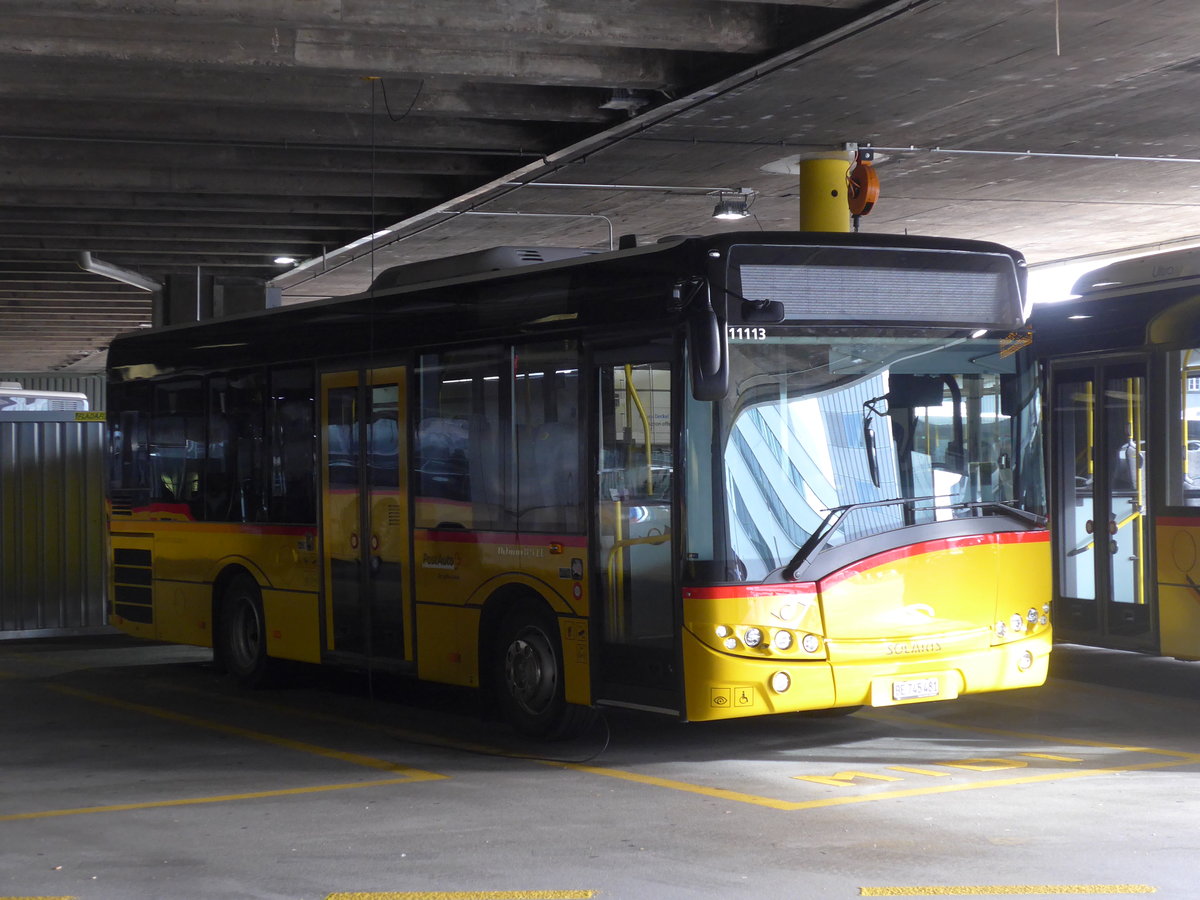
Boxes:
[892,676,940,701]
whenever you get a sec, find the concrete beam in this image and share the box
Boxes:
[2,14,678,88]
[0,59,620,124]
[0,137,505,179]
[11,1,808,54]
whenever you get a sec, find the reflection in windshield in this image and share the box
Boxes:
[715,334,1043,581]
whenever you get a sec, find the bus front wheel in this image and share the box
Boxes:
[493,604,587,740]
[218,574,270,686]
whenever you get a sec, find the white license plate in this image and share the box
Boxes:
[892,676,940,701]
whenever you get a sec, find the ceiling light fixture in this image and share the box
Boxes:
[273,256,297,265]
[711,188,755,220]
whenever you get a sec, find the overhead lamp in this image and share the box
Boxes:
[712,189,754,220]
[273,256,297,265]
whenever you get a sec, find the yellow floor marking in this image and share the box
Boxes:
[1019,753,1082,762]
[0,777,424,822]
[859,886,1155,896]
[887,766,951,776]
[862,709,1200,761]
[49,684,446,778]
[164,681,516,760]
[326,893,597,900]
[550,752,1194,812]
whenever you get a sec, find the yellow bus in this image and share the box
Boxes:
[1031,246,1200,659]
[106,231,1050,737]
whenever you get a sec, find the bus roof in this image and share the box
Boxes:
[1072,246,1200,299]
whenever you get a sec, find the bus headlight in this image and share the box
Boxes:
[1010,613,1024,633]
[773,630,793,651]
[715,625,730,638]
[771,671,791,693]
[996,621,1007,638]
[801,633,820,654]
[1017,649,1034,672]
[723,636,739,650]
[1027,608,1039,624]
[743,627,764,648]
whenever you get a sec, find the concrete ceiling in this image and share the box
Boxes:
[4,0,1200,373]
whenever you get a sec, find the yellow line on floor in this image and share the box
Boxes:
[164,681,515,760]
[549,754,1195,811]
[861,709,1200,762]
[326,893,597,900]
[859,886,1155,896]
[48,684,447,778]
[0,777,425,822]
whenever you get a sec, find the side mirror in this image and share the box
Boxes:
[687,282,728,401]
[863,415,880,487]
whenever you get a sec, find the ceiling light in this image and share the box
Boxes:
[712,189,754,220]
[274,256,297,265]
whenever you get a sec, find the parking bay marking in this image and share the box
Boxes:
[546,714,1200,812]
[0,685,447,822]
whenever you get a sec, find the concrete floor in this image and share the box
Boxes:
[0,635,1197,900]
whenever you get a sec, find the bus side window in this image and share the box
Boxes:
[150,379,204,517]
[207,370,267,523]
[268,365,316,523]
[415,347,505,530]
[514,342,582,534]
[108,382,150,495]
[1170,349,1200,507]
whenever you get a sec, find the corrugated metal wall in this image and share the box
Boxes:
[0,373,106,410]
[0,413,109,638]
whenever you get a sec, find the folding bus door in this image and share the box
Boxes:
[592,352,680,713]
[320,367,412,664]
[1051,361,1155,650]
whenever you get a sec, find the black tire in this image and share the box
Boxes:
[218,574,271,686]
[493,603,589,740]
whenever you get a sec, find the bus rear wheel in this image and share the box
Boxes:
[493,604,588,740]
[218,574,270,686]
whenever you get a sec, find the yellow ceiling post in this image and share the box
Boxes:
[798,154,852,233]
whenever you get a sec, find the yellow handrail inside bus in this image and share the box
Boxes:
[606,529,671,639]
[624,363,654,495]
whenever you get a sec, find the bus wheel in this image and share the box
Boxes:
[218,574,270,686]
[493,605,587,740]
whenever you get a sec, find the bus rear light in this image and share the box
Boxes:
[773,629,793,651]
[801,633,820,654]
[771,671,791,693]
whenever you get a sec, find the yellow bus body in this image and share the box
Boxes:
[681,531,1050,721]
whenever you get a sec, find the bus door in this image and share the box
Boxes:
[593,353,681,712]
[1051,361,1154,649]
[320,367,412,664]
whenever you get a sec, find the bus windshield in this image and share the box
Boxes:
[703,329,1044,582]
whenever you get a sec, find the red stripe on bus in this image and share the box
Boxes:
[111,520,317,537]
[819,530,1046,588]
[414,529,587,547]
[1157,516,1200,527]
[684,529,1046,599]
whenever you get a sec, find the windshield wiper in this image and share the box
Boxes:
[781,496,936,581]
